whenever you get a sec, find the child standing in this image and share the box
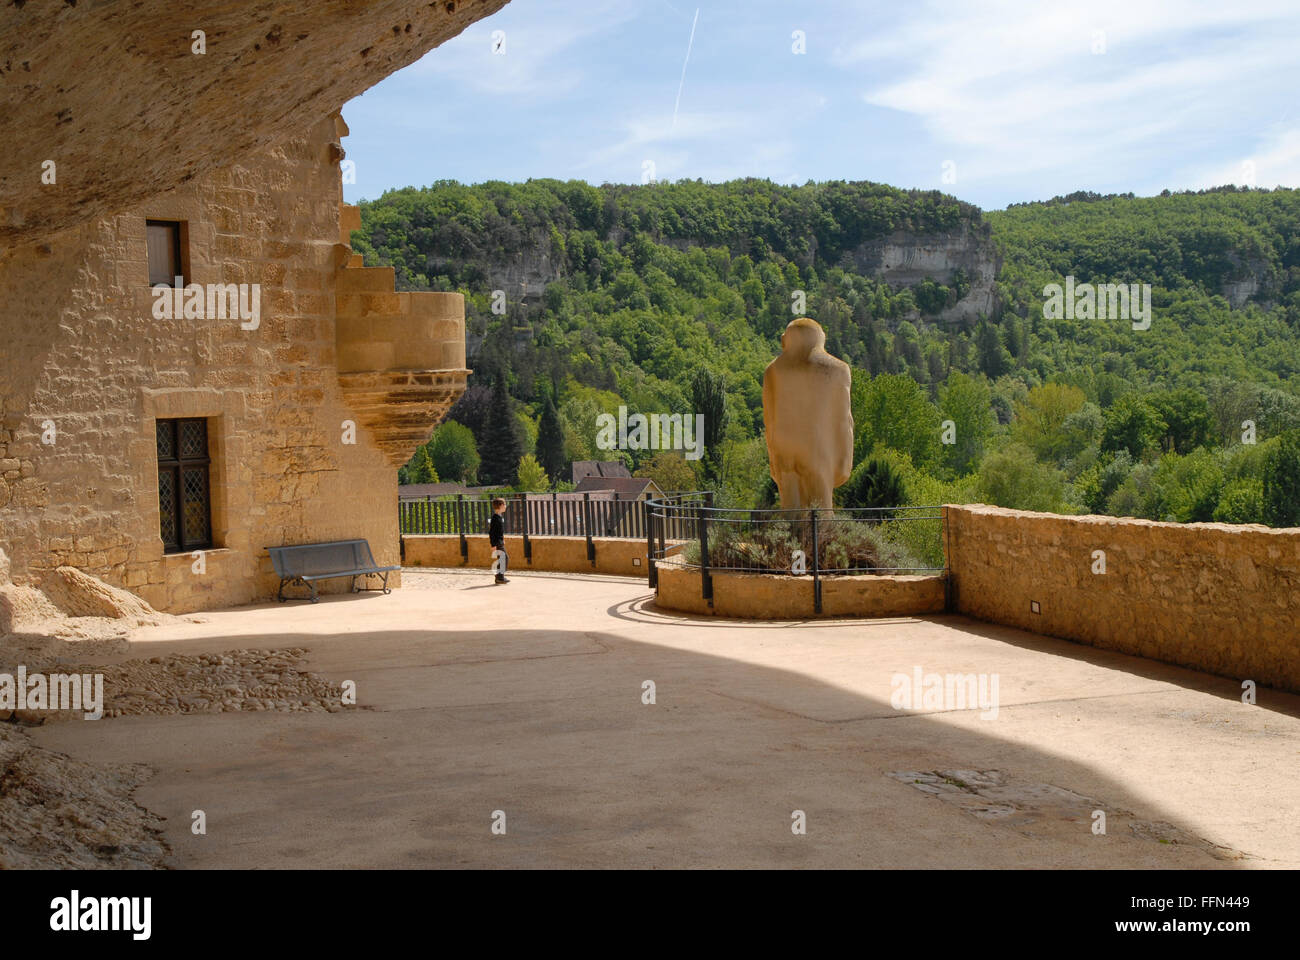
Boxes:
[488,497,509,584]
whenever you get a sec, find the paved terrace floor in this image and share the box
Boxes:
[33,568,1300,869]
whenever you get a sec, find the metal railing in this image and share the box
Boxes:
[644,493,948,613]
[399,491,686,566]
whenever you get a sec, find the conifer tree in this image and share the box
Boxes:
[411,445,439,484]
[690,366,729,486]
[535,390,566,487]
[480,374,523,486]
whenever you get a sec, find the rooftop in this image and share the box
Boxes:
[573,476,660,497]
[571,460,632,484]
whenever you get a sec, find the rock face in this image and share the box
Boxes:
[848,223,1001,324]
[1221,250,1274,308]
[0,725,169,870]
[0,0,509,250]
[0,581,63,637]
[449,220,1000,342]
[762,318,854,511]
[432,238,561,304]
[43,648,348,722]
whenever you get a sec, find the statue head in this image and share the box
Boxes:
[780,317,826,360]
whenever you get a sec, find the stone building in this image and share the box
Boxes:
[0,113,468,613]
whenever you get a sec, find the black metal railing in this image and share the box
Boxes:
[399,491,701,553]
[644,494,948,612]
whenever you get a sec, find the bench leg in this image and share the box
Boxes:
[278,578,288,603]
[310,581,319,604]
[350,575,358,593]
[382,571,391,595]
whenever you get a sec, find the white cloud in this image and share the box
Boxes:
[343,0,1300,204]
[842,0,1300,186]
[1187,126,1300,190]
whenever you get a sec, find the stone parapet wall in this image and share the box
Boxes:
[402,534,653,578]
[946,504,1300,692]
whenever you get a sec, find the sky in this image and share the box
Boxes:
[341,0,1300,211]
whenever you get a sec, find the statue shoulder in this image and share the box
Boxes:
[812,351,851,380]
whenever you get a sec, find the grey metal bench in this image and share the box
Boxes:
[266,539,400,603]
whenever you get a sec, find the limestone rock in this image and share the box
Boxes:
[0,725,169,869]
[0,582,64,635]
[42,566,164,624]
[0,0,509,250]
[848,224,1001,325]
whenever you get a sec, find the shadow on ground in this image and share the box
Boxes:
[27,571,1300,869]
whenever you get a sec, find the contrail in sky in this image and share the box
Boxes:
[672,7,700,129]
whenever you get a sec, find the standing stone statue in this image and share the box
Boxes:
[762,317,854,511]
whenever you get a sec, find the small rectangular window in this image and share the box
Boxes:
[146,219,184,287]
[156,418,211,552]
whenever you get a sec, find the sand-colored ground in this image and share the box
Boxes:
[25,567,1300,869]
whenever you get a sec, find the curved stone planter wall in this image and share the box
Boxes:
[654,558,947,619]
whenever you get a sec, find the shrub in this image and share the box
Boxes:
[1213,478,1265,524]
[680,513,926,573]
[1104,463,1155,518]
[410,446,439,484]
[1263,429,1300,527]
[515,453,549,492]
[1148,448,1224,522]
[840,454,907,510]
[896,467,977,568]
[427,421,481,483]
[1073,450,1133,514]
[976,443,1070,512]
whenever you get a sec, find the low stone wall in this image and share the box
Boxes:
[655,558,946,619]
[946,504,1300,692]
[402,534,655,578]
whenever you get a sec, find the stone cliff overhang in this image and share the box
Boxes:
[0,0,509,250]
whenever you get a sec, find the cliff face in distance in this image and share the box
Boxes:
[357,178,997,326]
[436,220,1002,328]
[363,181,1293,346]
[849,224,1001,325]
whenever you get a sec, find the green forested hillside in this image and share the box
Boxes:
[356,180,1300,528]
[991,189,1300,393]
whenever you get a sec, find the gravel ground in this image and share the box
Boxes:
[5,648,348,724]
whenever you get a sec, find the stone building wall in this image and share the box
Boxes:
[0,114,451,613]
[946,504,1300,692]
